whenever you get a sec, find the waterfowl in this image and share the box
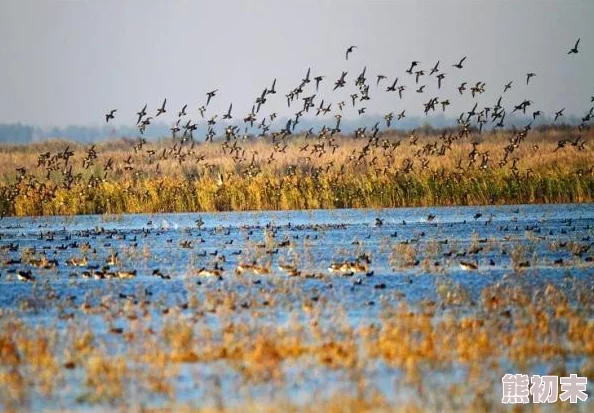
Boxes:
[459,260,478,270]
[223,103,233,119]
[429,61,440,75]
[386,77,398,92]
[436,73,445,89]
[156,98,167,116]
[526,72,536,84]
[105,109,117,123]
[405,61,420,75]
[66,256,88,267]
[197,266,223,277]
[17,270,35,282]
[452,56,466,69]
[106,252,119,266]
[345,45,357,60]
[278,263,298,273]
[117,270,137,279]
[136,104,147,124]
[568,38,580,54]
[206,90,218,106]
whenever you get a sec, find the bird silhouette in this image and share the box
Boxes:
[136,104,147,124]
[453,56,467,69]
[346,45,357,60]
[105,109,117,123]
[526,73,536,85]
[223,103,233,120]
[206,90,218,106]
[156,99,167,116]
[568,38,580,54]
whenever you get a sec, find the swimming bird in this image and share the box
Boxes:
[346,45,357,60]
[117,270,137,279]
[568,38,580,54]
[66,256,88,267]
[459,260,478,270]
[17,270,35,282]
[105,109,117,123]
[453,56,466,69]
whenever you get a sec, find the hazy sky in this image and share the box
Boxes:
[0,1,592,128]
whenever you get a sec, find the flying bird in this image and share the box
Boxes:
[136,104,147,124]
[406,61,420,74]
[223,103,233,120]
[386,77,398,92]
[503,81,512,93]
[568,38,580,54]
[206,90,218,106]
[453,56,467,69]
[429,61,440,76]
[554,108,565,122]
[269,78,277,94]
[105,109,117,123]
[436,73,445,89]
[156,99,167,116]
[526,73,536,85]
[346,45,357,60]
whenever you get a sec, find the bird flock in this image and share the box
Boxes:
[1,39,592,217]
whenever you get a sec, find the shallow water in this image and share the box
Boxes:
[1,203,593,411]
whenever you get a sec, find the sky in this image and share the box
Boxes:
[0,0,592,129]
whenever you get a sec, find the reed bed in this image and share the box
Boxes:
[0,126,592,216]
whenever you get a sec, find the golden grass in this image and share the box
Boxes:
[0,127,592,216]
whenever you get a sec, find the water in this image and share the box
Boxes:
[1,203,593,411]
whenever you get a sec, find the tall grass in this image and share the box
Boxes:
[0,127,592,216]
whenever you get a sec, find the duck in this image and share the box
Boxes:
[459,260,479,270]
[196,266,223,277]
[117,270,137,279]
[106,252,119,266]
[66,256,88,267]
[17,270,35,282]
